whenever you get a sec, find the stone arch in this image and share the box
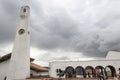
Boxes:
[95,66,104,74]
[105,65,116,77]
[85,66,95,78]
[95,66,105,78]
[65,66,75,78]
[75,66,85,78]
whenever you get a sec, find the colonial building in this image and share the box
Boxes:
[30,63,49,77]
[49,51,120,79]
[0,53,48,80]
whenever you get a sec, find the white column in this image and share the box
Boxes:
[7,6,30,80]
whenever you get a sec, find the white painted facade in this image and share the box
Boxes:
[0,59,48,80]
[106,51,120,60]
[6,6,30,80]
[30,70,49,76]
[0,60,10,80]
[49,51,120,78]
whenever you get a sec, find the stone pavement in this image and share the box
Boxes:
[26,78,115,80]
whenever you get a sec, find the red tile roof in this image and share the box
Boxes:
[30,63,48,72]
[0,53,34,63]
[0,53,48,72]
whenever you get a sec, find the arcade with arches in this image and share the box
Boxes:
[57,65,117,78]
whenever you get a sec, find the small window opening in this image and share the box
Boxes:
[23,9,26,12]
[18,29,25,35]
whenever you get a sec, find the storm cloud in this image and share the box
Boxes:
[0,0,120,66]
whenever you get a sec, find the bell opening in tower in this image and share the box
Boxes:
[23,8,26,13]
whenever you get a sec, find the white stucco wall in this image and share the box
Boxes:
[49,59,120,78]
[30,70,49,76]
[40,72,49,76]
[0,60,10,80]
[30,70,40,76]
[106,51,120,59]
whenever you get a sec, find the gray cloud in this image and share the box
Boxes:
[31,0,120,58]
[1,0,120,65]
[0,0,22,43]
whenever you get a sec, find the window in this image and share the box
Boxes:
[18,29,25,35]
[23,8,26,12]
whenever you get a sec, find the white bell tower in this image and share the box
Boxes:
[7,6,30,80]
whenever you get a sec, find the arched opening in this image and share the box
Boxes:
[95,66,105,78]
[75,66,85,78]
[105,65,116,77]
[23,8,26,12]
[85,66,95,78]
[18,29,25,35]
[65,66,75,78]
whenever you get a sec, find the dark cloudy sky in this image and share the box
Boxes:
[0,0,120,66]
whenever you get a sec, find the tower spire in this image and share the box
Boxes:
[7,6,30,80]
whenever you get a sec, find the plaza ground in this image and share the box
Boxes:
[26,77,116,80]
